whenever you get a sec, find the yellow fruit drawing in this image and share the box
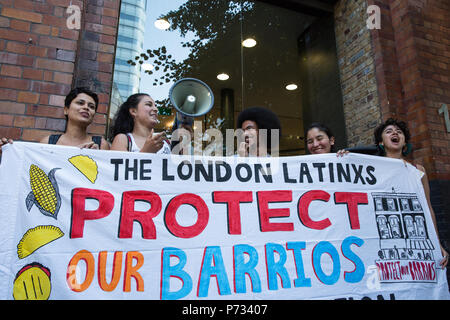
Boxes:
[17,225,64,259]
[13,263,51,300]
[68,155,98,183]
[26,165,61,219]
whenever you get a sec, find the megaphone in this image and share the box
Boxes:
[169,78,214,118]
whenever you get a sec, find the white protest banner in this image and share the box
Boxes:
[0,142,449,300]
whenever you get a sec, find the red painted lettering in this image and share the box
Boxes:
[119,190,162,239]
[212,191,253,234]
[334,192,368,229]
[70,188,114,238]
[257,190,293,232]
[165,193,209,238]
[298,190,331,230]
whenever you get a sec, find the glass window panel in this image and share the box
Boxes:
[111,0,341,155]
[241,2,315,155]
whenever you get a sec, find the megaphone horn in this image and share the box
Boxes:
[169,78,214,117]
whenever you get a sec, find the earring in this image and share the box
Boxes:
[377,144,385,156]
[402,143,412,156]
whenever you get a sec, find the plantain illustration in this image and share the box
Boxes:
[26,165,61,219]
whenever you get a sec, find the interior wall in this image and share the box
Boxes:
[298,14,347,152]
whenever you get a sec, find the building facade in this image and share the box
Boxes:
[0,0,448,277]
[112,0,146,103]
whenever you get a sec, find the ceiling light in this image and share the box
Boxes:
[285,84,298,91]
[242,38,257,48]
[217,73,229,81]
[154,19,170,30]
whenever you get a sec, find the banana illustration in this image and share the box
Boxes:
[26,165,61,219]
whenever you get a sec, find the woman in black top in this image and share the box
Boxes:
[1,87,109,153]
[40,87,109,150]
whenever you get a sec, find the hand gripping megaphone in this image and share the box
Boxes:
[169,78,214,125]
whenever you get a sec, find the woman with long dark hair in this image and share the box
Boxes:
[305,122,336,154]
[110,93,170,154]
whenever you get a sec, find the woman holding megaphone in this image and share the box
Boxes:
[110,93,171,154]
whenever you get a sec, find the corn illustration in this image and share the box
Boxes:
[26,165,61,219]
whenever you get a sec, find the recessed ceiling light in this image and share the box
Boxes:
[285,84,298,91]
[142,63,154,71]
[242,38,257,48]
[217,73,230,81]
[154,19,170,30]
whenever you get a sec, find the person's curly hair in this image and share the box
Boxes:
[374,118,411,145]
[236,106,281,151]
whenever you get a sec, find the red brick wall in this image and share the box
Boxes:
[410,0,450,181]
[368,0,405,120]
[369,0,450,180]
[72,0,119,136]
[0,0,120,142]
[335,0,383,147]
[366,0,450,256]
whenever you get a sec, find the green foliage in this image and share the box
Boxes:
[127,0,254,110]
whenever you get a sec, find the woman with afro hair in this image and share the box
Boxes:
[236,106,281,157]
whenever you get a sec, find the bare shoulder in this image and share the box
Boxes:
[415,163,426,174]
[112,133,128,143]
[110,133,128,151]
[40,135,50,144]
